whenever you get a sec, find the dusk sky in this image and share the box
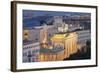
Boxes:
[23,10,91,27]
[23,10,90,17]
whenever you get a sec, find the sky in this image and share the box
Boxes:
[23,10,90,17]
[23,10,91,27]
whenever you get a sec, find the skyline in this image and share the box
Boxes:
[23,10,91,17]
[23,10,91,62]
[23,10,91,28]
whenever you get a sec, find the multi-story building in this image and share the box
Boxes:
[23,15,91,62]
[38,22,78,61]
[23,41,40,62]
[23,27,41,42]
[76,30,91,45]
[38,31,78,61]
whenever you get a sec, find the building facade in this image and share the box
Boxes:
[76,30,91,45]
[23,16,91,62]
[23,41,40,62]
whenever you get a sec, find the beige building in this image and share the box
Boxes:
[23,16,79,62]
[38,32,78,61]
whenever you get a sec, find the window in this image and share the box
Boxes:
[23,52,27,56]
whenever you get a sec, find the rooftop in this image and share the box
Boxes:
[23,40,34,45]
[40,47,64,54]
[51,32,69,41]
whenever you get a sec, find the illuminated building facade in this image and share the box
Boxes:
[38,22,78,61]
[23,15,90,62]
[23,29,29,40]
[38,32,78,61]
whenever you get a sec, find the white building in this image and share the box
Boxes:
[76,30,91,45]
[23,41,40,62]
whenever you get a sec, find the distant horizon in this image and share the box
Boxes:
[23,10,91,17]
[23,10,91,28]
